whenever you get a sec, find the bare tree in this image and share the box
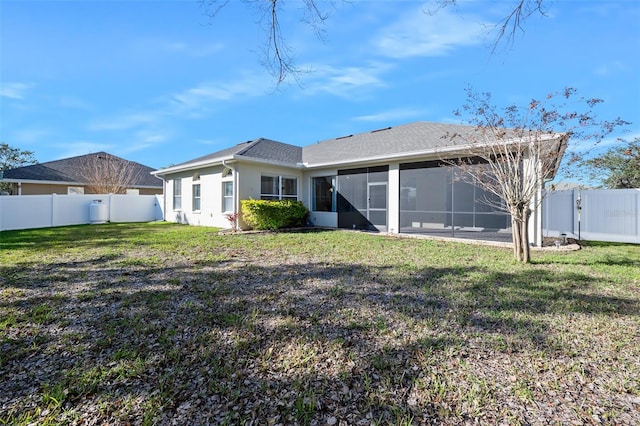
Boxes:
[78,153,143,194]
[200,0,548,83]
[432,0,546,53]
[200,0,333,84]
[444,87,629,262]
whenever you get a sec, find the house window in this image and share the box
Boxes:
[192,183,201,211]
[260,175,298,200]
[173,178,182,210]
[312,176,336,212]
[222,181,233,212]
[261,175,279,200]
[282,177,297,200]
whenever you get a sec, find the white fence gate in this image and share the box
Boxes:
[543,188,640,244]
[0,194,165,232]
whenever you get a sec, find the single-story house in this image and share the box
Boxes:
[151,121,566,245]
[0,152,163,196]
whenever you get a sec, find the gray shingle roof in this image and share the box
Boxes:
[154,121,560,175]
[239,138,302,164]
[302,122,477,166]
[160,138,302,173]
[168,141,254,168]
[2,152,161,188]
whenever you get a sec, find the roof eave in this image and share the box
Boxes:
[152,155,236,176]
[0,178,85,185]
[547,133,569,179]
[302,143,478,169]
[235,156,303,169]
[0,178,161,188]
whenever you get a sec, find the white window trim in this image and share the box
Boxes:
[192,183,201,213]
[222,180,234,213]
[173,178,182,211]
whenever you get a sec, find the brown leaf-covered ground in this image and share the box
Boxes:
[1,223,639,425]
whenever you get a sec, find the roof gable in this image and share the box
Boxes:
[238,138,302,164]
[155,138,302,174]
[167,141,254,169]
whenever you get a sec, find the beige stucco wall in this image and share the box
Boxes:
[302,167,339,228]
[163,164,235,228]
[236,162,304,229]
[161,161,308,230]
[11,183,68,195]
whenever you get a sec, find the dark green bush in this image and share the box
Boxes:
[240,199,309,230]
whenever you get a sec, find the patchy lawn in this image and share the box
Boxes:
[1,223,639,425]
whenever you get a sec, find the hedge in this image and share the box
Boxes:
[240,199,309,230]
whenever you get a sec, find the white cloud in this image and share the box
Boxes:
[134,38,224,57]
[12,128,52,144]
[127,132,170,153]
[196,138,224,146]
[169,74,272,114]
[594,61,627,76]
[165,41,224,57]
[88,112,159,131]
[55,141,113,159]
[374,4,488,58]
[353,107,429,123]
[58,96,94,110]
[0,82,33,100]
[300,63,391,98]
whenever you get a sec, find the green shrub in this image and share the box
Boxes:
[240,199,309,230]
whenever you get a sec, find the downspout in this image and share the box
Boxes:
[153,174,166,222]
[162,178,167,221]
[222,159,238,226]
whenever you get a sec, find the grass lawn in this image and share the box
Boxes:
[1,222,639,425]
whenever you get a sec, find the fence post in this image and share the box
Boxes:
[51,193,57,227]
[636,191,640,240]
[108,194,113,222]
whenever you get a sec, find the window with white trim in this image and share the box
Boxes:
[222,181,233,212]
[192,183,201,211]
[260,175,297,200]
[173,178,182,210]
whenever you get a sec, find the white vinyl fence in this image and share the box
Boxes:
[543,188,640,244]
[0,194,165,232]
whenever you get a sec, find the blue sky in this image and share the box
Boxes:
[2,0,639,178]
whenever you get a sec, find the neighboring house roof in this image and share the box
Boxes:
[153,121,566,175]
[1,152,161,188]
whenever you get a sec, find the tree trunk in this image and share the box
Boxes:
[510,206,531,263]
[521,207,531,263]
[511,216,522,261]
